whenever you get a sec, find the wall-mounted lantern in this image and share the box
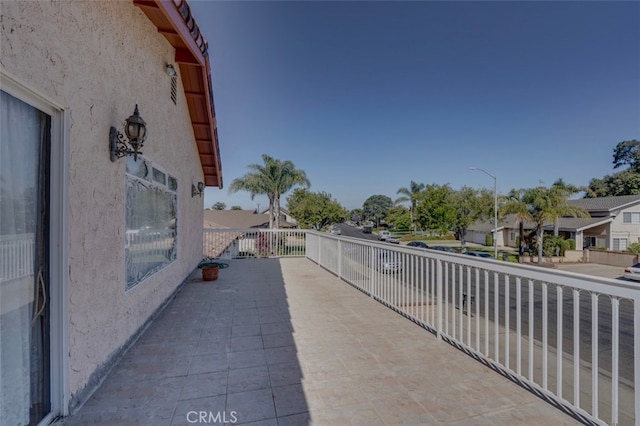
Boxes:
[192,182,205,197]
[109,104,147,162]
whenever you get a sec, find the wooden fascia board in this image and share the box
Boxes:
[153,0,206,66]
[202,54,222,188]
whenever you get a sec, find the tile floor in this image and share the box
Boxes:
[61,258,582,425]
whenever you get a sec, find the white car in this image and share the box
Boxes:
[377,231,391,241]
[623,263,640,281]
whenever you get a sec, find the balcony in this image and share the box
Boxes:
[61,230,638,425]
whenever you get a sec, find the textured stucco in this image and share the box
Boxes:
[1,1,206,400]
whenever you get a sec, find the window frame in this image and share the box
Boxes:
[124,155,178,290]
[622,212,640,224]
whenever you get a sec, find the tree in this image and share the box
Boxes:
[212,202,226,210]
[501,186,588,264]
[228,154,310,229]
[586,170,640,197]
[500,188,529,257]
[450,186,493,248]
[395,181,425,233]
[362,195,393,228]
[549,179,586,236]
[350,208,363,224]
[287,189,348,230]
[415,184,456,236]
[230,205,242,210]
[385,205,411,231]
[613,139,640,172]
[586,140,640,197]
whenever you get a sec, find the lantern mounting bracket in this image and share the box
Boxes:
[109,104,147,162]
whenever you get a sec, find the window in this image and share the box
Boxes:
[623,212,640,224]
[613,238,628,251]
[125,157,177,289]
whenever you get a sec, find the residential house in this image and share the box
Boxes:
[260,207,299,227]
[0,0,222,423]
[468,194,640,250]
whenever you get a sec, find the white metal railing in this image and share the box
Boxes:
[305,231,639,426]
[203,228,306,259]
[0,233,35,282]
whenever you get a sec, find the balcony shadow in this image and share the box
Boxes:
[62,258,309,425]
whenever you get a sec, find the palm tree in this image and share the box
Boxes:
[500,189,530,260]
[395,181,425,234]
[229,155,310,228]
[549,179,586,236]
[501,186,588,264]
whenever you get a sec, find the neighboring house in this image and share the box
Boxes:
[566,194,640,250]
[204,209,297,229]
[260,207,299,227]
[468,195,640,250]
[203,210,297,258]
[466,221,507,247]
[0,1,222,424]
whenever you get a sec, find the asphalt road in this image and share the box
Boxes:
[333,223,379,241]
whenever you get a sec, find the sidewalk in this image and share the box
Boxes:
[62,258,582,425]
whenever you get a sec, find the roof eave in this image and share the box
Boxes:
[134,0,223,188]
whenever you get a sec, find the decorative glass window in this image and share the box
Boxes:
[125,157,177,289]
[152,167,166,185]
[623,212,640,224]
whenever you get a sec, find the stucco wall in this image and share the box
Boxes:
[1,1,205,400]
[585,250,639,268]
[611,204,640,246]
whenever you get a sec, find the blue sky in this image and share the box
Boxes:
[190,1,640,211]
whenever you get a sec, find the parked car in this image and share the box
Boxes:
[624,263,640,281]
[329,226,341,235]
[386,236,400,244]
[362,225,372,234]
[407,241,429,249]
[376,251,402,273]
[377,230,391,241]
[464,251,492,258]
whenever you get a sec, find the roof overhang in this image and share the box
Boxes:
[134,0,222,188]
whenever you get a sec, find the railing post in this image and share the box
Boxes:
[436,258,443,340]
[369,245,374,298]
[337,239,342,279]
[634,294,640,426]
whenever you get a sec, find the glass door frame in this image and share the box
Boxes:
[1,70,69,423]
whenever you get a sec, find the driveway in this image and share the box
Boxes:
[555,262,626,280]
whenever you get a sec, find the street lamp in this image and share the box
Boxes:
[470,167,498,259]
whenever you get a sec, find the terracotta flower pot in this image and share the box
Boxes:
[202,265,219,281]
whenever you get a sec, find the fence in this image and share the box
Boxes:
[0,233,35,282]
[203,228,306,259]
[306,231,639,426]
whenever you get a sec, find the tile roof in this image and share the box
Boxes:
[568,194,640,212]
[203,210,297,229]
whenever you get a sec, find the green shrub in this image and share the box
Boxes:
[567,239,576,250]
[628,243,640,254]
[485,234,493,247]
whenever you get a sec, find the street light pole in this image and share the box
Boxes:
[470,167,498,259]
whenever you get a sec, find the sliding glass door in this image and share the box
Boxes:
[0,90,51,425]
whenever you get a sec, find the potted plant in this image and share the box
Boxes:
[197,258,229,281]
